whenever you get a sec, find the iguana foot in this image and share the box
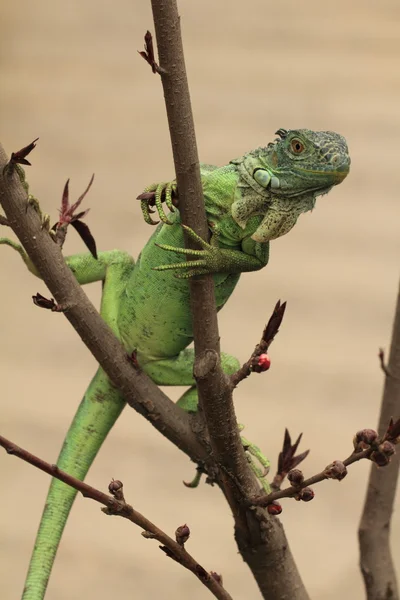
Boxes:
[154,224,225,278]
[137,181,178,225]
[11,165,50,231]
[240,426,271,494]
[183,468,203,488]
[27,195,51,231]
[185,426,270,493]
[0,237,38,274]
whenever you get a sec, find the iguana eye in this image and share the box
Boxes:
[290,139,305,154]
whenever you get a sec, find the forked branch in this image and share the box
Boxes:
[252,421,399,507]
[146,3,309,597]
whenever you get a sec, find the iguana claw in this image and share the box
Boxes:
[27,195,51,231]
[241,435,271,493]
[138,181,178,225]
[183,428,271,493]
[154,224,223,278]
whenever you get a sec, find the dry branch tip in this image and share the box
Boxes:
[50,175,97,258]
[251,418,400,508]
[138,30,167,75]
[230,300,286,386]
[32,292,66,312]
[8,138,39,168]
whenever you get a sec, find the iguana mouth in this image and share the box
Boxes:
[301,165,349,184]
[331,166,350,183]
[271,161,350,198]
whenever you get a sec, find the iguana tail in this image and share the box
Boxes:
[22,368,126,599]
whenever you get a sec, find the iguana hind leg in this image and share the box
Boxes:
[142,348,270,491]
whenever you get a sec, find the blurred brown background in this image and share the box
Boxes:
[1,1,399,599]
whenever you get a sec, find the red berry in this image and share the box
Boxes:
[298,487,314,502]
[258,353,271,371]
[267,501,282,515]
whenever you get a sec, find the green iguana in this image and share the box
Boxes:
[0,128,350,599]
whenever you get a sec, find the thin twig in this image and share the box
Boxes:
[252,448,372,506]
[359,280,400,600]
[378,347,390,376]
[149,0,256,505]
[231,300,286,387]
[270,429,310,492]
[252,420,399,507]
[0,434,232,600]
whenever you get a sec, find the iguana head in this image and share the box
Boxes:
[260,128,350,196]
[232,128,350,242]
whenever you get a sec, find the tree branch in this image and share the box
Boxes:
[149,0,255,510]
[252,421,399,507]
[0,145,206,464]
[358,279,400,600]
[148,3,309,598]
[231,300,285,387]
[0,434,232,600]
[0,141,307,599]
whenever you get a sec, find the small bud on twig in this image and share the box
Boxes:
[324,460,347,481]
[230,300,285,386]
[296,487,314,502]
[378,348,392,377]
[287,469,304,487]
[8,138,39,168]
[138,31,167,75]
[141,530,157,539]
[53,176,97,259]
[385,417,400,444]
[278,429,310,480]
[108,479,125,502]
[175,524,190,546]
[354,429,378,450]
[370,451,391,467]
[210,572,223,586]
[255,353,271,372]
[378,441,396,456]
[32,293,66,312]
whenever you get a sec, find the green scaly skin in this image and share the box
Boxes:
[0,128,350,599]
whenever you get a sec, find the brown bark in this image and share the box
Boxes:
[149,1,309,598]
[0,434,232,600]
[0,149,205,464]
[358,280,400,600]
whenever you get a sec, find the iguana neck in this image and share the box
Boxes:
[231,151,316,243]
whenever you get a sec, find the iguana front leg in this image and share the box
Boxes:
[154,224,268,278]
